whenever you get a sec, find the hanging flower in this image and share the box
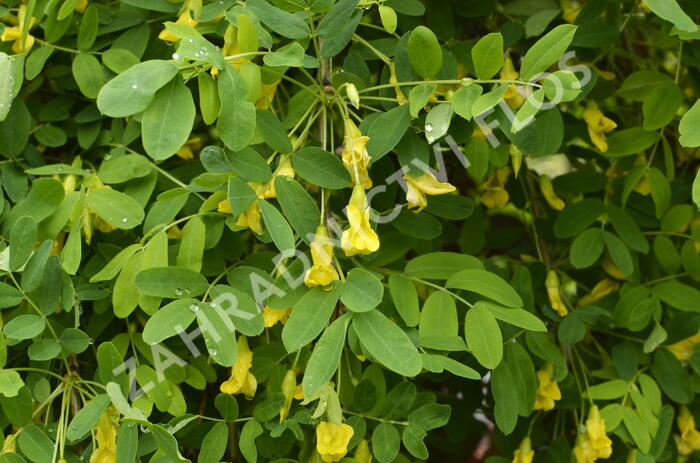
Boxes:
[583,102,617,152]
[667,329,700,362]
[481,168,510,209]
[512,437,534,463]
[341,185,380,256]
[501,57,525,110]
[354,439,373,463]
[74,0,88,13]
[562,0,582,23]
[175,136,203,160]
[579,279,619,306]
[546,270,568,317]
[235,200,263,235]
[341,120,372,189]
[256,80,281,109]
[158,6,197,43]
[279,369,299,422]
[573,405,613,463]
[404,172,456,212]
[220,336,257,398]
[601,253,627,280]
[89,407,119,463]
[316,422,355,463]
[677,406,700,455]
[389,62,408,105]
[0,5,36,54]
[262,306,291,327]
[259,155,295,199]
[533,364,561,411]
[539,176,565,211]
[305,225,340,288]
[510,144,523,178]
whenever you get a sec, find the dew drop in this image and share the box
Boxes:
[425,123,433,132]
[174,288,183,296]
[208,347,217,355]
[57,166,63,172]
[172,53,180,60]
[209,302,216,308]
[189,303,200,312]
[121,217,128,223]
[131,84,138,89]
[187,38,194,43]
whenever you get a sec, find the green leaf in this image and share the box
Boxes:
[405,252,482,280]
[274,176,320,244]
[680,99,700,147]
[553,198,604,238]
[0,370,24,398]
[419,291,457,339]
[409,83,437,118]
[477,301,546,332]
[247,0,310,39]
[424,103,453,143]
[643,82,682,130]
[520,24,578,81]
[584,379,629,400]
[198,72,220,125]
[491,361,517,434]
[151,425,189,462]
[17,425,53,463]
[239,420,263,463]
[262,42,305,67]
[317,0,359,38]
[471,33,503,79]
[605,128,659,157]
[66,394,110,441]
[96,60,178,118]
[451,84,483,120]
[645,0,697,32]
[3,178,64,234]
[86,188,145,230]
[651,280,700,312]
[90,243,141,282]
[72,53,104,99]
[365,105,411,161]
[353,310,422,377]
[303,313,350,397]
[283,285,342,352]
[464,304,502,369]
[255,110,293,153]
[570,228,605,269]
[135,267,209,298]
[198,422,228,463]
[607,205,649,253]
[98,154,153,184]
[648,167,671,219]
[77,5,99,50]
[603,231,634,276]
[292,146,351,189]
[217,66,255,152]
[142,76,196,160]
[229,147,272,182]
[388,274,420,327]
[447,269,523,307]
[372,422,400,463]
[652,349,693,404]
[143,298,198,344]
[116,421,138,463]
[0,53,17,122]
[60,213,82,275]
[258,200,295,252]
[0,282,23,309]
[177,217,205,272]
[4,315,45,340]
[378,5,397,34]
[407,26,442,78]
[9,215,37,271]
[341,268,384,312]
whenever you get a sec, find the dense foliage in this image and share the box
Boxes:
[2,0,700,462]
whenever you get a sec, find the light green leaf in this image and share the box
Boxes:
[341,268,383,312]
[303,313,351,397]
[680,99,700,147]
[464,304,502,369]
[283,285,342,352]
[447,269,523,307]
[471,33,503,79]
[86,188,145,230]
[407,26,442,78]
[142,76,195,160]
[135,267,209,298]
[292,147,351,189]
[520,24,578,81]
[645,0,697,32]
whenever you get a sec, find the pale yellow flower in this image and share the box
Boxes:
[533,364,561,411]
[539,176,565,211]
[389,62,408,105]
[579,279,619,306]
[583,102,617,152]
[501,57,525,109]
[546,270,568,317]
[512,437,534,463]
[220,336,257,398]
[158,8,197,43]
[175,137,202,160]
[259,155,295,199]
[404,172,456,212]
[481,168,510,209]
[262,306,291,327]
[0,5,36,53]
[677,406,700,455]
[305,225,339,288]
[316,422,354,463]
[89,407,119,463]
[562,0,582,23]
[235,200,263,235]
[573,405,613,463]
[1,432,17,454]
[667,329,700,362]
[341,120,372,189]
[279,369,298,422]
[341,185,379,256]
[354,439,373,463]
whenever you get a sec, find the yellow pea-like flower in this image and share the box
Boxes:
[0,5,36,54]
[677,406,700,455]
[341,120,372,189]
[533,364,561,411]
[573,405,613,463]
[175,136,202,160]
[259,155,295,199]
[667,329,700,362]
[389,62,408,105]
[510,144,523,178]
[404,172,456,212]
[579,279,619,306]
[279,369,298,422]
[220,336,257,399]
[562,0,582,23]
[582,102,617,153]
[480,168,511,209]
[235,200,263,235]
[158,8,198,43]
[341,185,380,257]
[546,270,568,317]
[89,407,119,463]
[2,432,17,453]
[305,225,340,288]
[316,421,355,463]
[501,57,525,110]
[263,306,291,327]
[353,438,372,463]
[539,176,565,211]
[512,437,534,463]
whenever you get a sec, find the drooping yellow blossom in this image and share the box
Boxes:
[305,225,340,288]
[573,405,613,463]
[235,200,263,235]
[601,253,627,280]
[389,63,408,105]
[279,369,299,422]
[404,172,456,212]
[579,279,619,306]
[667,329,700,362]
[217,199,233,214]
[0,5,36,53]
[259,155,295,199]
[481,168,511,209]
[89,406,119,463]
[539,176,565,211]
[341,120,372,189]
[546,270,568,317]
[510,144,523,177]
[316,422,355,463]
[256,80,280,109]
[2,432,17,453]
[533,364,561,411]
[158,7,197,43]
[263,306,291,327]
[354,439,373,463]
[677,406,700,455]
[501,57,525,109]
[562,0,582,23]
[582,102,617,152]
[633,170,651,196]
[220,336,257,398]
[512,437,534,463]
[175,136,202,160]
[341,185,380,256]
[74,0,88,13]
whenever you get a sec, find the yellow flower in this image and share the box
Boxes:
[235,200,263,235]
[279,369,298,422]
[220,336,257,398]
[256,80,280,109]
[305,225,340,288]
[583,102,617,152]
[354,439,373,463]
[263,306,291,327]
[533,364,561,411]
[501,57,525,109]
[176,137,202,160]
[74,0,88,13]
[601,253,627,280]
[341,185,380,256]
[579,279,619,306]
[90,407,119,463]
[1,5,36,53]
[539,176,565,211]
[259,155,295,199]
[341,120,372,189]
[633,170,651,196]
[316,422,354,463]
[2,432,17,453]
[574,405,613,463]
[562,0,582,23]
[667,329,700,362]
[510,144,523,177]
[158,8,197,43]
[677,406,700,455]
[481,168,510,209]
[546,270,568,317]
[404,172,456,212]
[389,63,408,105]
[512,437,534,463]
